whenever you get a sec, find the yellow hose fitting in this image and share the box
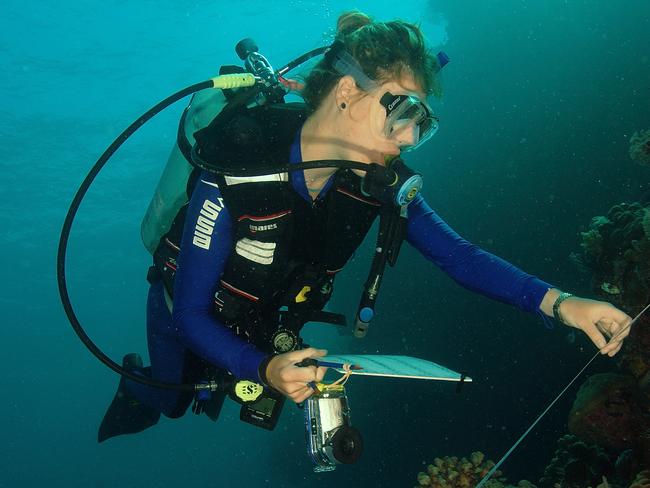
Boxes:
[210,73,257,90]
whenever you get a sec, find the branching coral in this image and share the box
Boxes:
[414,452,536,488]
[579,221,607,266]
[619,314,650,380]
[643,208,650,239]
[630,470,650,487]
[629,129,650,167]
[538,435,616,488]
[575,202,650,310]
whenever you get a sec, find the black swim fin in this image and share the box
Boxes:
[98,353,161,443]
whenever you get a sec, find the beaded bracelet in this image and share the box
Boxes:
[553,292,573,324]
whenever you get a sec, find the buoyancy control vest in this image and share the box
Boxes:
[152,102,383,354]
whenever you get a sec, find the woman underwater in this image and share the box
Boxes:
[98,10,632,441]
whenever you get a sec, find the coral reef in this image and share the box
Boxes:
[595,476,610,488]
[630,129,650,167]
[575,202,650,311]
[567,373,643,451]
[630,470,650,487]
[567,201,650,481]
[619,314,650,381]
[574,201,650,389]
[538,435,616,488]
[614,449,639,480]
[572,201,650,422]
[414,452,536,488]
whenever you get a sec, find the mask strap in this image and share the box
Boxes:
[326,41,378,92]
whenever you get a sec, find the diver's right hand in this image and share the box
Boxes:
[264,347,328,403]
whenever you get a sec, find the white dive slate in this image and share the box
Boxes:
[321,355,472,382]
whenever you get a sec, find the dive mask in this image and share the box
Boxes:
[380,92,439,151]
[327,41,446,151]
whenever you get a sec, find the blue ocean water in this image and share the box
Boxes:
[1,1,648,487]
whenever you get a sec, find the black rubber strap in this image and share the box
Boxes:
[258,355,275,387]
[456,372,468,394]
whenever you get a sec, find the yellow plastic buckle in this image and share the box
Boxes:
[295,285,311,303]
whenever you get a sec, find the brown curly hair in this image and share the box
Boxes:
[301,10,444,112]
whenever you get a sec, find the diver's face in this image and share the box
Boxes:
[346,76,426,163]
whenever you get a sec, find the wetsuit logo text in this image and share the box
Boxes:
[249,223,278,233]
[193,198,224,250]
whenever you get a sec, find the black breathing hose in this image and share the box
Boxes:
[57,81,213,392]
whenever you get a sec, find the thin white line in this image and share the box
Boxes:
[476,302,650,488]
[224,173,288,186]
[200,179,220,189]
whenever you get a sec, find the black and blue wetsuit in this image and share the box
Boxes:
[129,131,552,418]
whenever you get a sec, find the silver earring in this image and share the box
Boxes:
[339,102,347,110]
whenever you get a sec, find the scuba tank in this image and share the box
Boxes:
[140,88,229,254]
[140,37,285,255]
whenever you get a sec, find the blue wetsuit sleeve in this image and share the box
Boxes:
[172,172,267,382]
[406,194,553,313]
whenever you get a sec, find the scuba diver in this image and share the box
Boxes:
[98,10,633,442]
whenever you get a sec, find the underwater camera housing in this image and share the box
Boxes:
[304,384,363,472]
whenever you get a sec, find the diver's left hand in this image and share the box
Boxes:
[559,297,633,356]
